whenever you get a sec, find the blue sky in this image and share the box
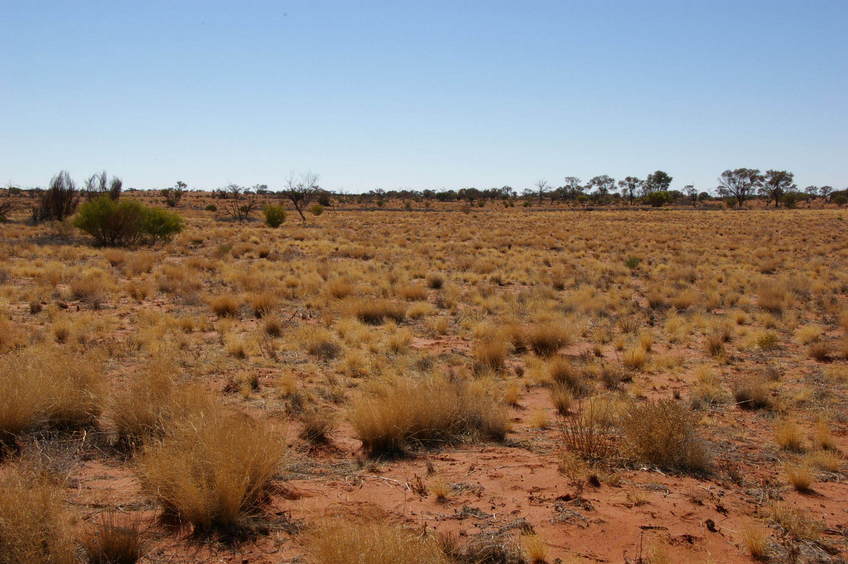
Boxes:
[2,1,846,193]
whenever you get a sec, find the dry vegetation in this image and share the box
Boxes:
[0,194,847,562]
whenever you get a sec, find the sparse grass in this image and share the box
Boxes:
[769,503,823,542]
[349,375,509,456]
[138,406,284,533]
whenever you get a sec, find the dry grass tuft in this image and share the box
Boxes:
[0,464,75,564]
[349,299,406,325]
[1,345,105,445]
[82,512,145,564]
[775,420,805,452]
[138,406,284,533]
[473,338,509,372]
[526,323,572,357]
[350,375,509,456]
[740,522,769,560]
[732,375,771,410]
[621,399,710,473]
[784,462,814,492]
[209,294,240,317]
[306,518,449,564]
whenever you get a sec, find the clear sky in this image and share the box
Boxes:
[2,1,846,193]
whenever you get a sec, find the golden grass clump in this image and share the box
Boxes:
[769,503,823,542]
[396,283,427,301]
[0,464,75,564]
[0,345,105,444]
[306,518,449,564]
[526,322,572,357]
[774,419,805,452]
[112,364,214,447]
[621,399,710,473]
[548,358,591,397]
[622,345,647,370]
[740,522,769,560]
[350,375,509,456]
[138,406,284,533]
[732,375,771,410]
[560,397,620,461]
[472,338,509,372]
[81,512,145,564]
[784,462,814,492]
[349,299,406,325]
[209,294,240,317]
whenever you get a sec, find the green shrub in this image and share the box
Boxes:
[73,196,184,246]
[309,203,324,216]
[263,204,286,227]
[205,204,217,212]
[644,191,673,207]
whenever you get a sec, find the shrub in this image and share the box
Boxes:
[622,346,647,370]
[350,375,508,456]
[0,465,75,564]
[306,518,449,564]
[309,203,324,216]
[775,420,805,452]
[548,359,590,397]
[73,196,184,246]
[1,345,105,446]
[0,201,11,222]
[621,399,710,473]
[263,204,286,227]
[138,406,284,533]
[32,170,79,223]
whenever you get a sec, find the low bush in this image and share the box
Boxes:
[263,204,286,227]
[621,399,710,473]
[32,170,79,223]
[138,405,284,533]
[350,375,508,456]
[73,196,184,246]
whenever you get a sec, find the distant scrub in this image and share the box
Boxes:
[73,196,184,246]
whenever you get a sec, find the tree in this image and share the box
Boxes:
[618,177,642,204]
[760,170,795,208]
[588,175,615,198]
[283,172,320,222]
[716,168,762,208]
[162,181,186,207]
[534,179,550,204]
[684,185,697,206]
[84,170,122,201]
[32,171,79,222]
[643,171,672,195]
[222,184,258,221]
[819,185,833,202]
[803,185,819,207]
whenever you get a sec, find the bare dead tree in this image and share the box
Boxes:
[282,172,320,222]
[84,170,122,200]
[32,171,79,222]
[222,184,258,221]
